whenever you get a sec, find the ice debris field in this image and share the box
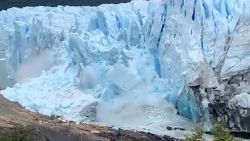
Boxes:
[0,0,250,137]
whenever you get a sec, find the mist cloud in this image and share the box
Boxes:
[15,50,55,83]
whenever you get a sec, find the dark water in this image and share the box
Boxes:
[0,0,131,10]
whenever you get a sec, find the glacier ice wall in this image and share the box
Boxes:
[157,0,250,131]
[0,0,250,132]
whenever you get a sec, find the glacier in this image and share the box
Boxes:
[0,0,250,135]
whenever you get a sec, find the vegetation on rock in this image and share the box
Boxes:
[186,128,204,141]
[212,123,238,141]
[186,123,239,141]
[0,129,31,141]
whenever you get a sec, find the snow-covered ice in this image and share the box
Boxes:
[230,93,250,109]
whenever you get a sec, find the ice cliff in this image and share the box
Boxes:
[0,0,250,133]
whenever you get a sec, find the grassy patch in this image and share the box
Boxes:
[186,128,204,141]
[186,123,240,141]
[213,123,238,141]
[0,129,31,141]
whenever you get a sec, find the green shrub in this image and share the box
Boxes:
[212,123,238,141]
[185,123,239,141]
[0,129,30,141]
[185,128,204,141]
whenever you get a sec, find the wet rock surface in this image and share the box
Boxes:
[208,70,250,131]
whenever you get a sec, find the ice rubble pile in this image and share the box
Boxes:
[0,0,250,132]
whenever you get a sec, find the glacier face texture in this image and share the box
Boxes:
[0,0,250,133]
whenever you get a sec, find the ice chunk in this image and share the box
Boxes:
[230,93,250,108]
